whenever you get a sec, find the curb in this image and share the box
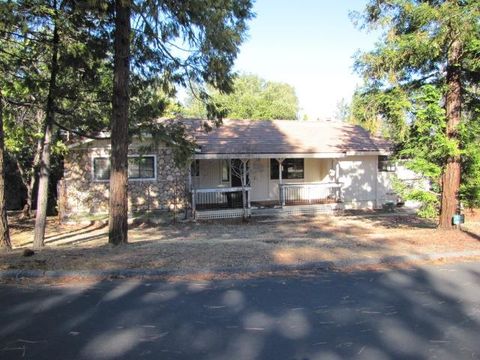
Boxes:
[2,251,480,281]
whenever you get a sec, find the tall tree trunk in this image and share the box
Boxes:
[439,39,462,229]
[108,0,131,245]
[33,5,59,248]
[15,129,43,219]
[0,91,11,251]
[19,135,42,219]
[23,111,44,218]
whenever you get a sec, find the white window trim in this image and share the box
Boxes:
[91,154,157,182]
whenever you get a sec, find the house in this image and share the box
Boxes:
[62,119,406,220]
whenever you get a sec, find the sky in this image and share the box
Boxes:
[233,0,379,120]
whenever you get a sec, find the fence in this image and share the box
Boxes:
[279,182,342,206]
[192,187,251,211]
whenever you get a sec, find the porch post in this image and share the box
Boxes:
[241,159,249,216]
[188,160,193,192]
[242,159,247,186]
[276,158,285,207]
[334,160,342,202]
[187,160,196,218]
[192,189,196,219]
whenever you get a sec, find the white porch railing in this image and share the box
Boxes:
[279,182,342,207]
[192,187,251,215]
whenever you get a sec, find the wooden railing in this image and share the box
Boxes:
[192,187,251,212]
[279,182,342,206]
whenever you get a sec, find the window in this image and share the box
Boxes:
[93,157,110,180]
[270,158,304,180]
[93,155,156,181]
[222,160,230,182]
[128,156,155,179]
[378,156,396,172]
[191,160,200,177]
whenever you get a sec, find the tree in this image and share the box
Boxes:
[230,158,250,221]
[108,0,131,245]
[0,91,11,250]
[354,0,480,229]
[348,87,411,142]
[334,98,350,122]
[105,0,254,244]
[32,0,61,248]
[184,74,299,120]
[2,0,114,247]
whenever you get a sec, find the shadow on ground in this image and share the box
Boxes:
[3,214,480,272]
[0,262,479,359]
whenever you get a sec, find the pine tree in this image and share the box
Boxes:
[354,0,480,229]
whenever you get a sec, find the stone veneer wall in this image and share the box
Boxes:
[62,143,188,217]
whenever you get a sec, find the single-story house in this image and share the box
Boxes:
[62,119,412,219]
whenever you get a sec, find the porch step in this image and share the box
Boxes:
[194,203,344,220]
[251,203,344,217]
[195,208,250,220]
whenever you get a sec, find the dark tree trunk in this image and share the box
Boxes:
[0,91,12,251]
[108,0,131,245]
[439,39,462,230]
[33,5,59,248]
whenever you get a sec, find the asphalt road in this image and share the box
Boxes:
[1,262,480,360]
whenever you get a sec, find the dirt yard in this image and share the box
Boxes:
[2,212,480,273]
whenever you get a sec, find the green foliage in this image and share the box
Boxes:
[183,74,299,120]
[353,0,480,215]
[392,176,439,219]
[348,87,410,141]
[1,0,255,175]
[458,118,480,208]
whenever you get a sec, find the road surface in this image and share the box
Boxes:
[1,262,479,359]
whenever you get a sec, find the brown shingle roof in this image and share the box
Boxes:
[184,119,391,155]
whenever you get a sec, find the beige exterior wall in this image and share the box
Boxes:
[337,155,378,209]
[195,158,335,202]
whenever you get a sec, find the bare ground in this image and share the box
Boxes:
[2,212,480,273]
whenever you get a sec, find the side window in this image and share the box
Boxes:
[128,156,155,179]
[93,157,110,180]
[378,156,396,172]
[94,156,156,180]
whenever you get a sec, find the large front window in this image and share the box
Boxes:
[93,156,156,180]
[270,158,304,180]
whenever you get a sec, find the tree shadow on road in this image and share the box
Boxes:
[0,262,479,359]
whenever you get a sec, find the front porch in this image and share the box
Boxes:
[189,156,344,219]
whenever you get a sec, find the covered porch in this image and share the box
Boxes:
[188,155,344,219]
